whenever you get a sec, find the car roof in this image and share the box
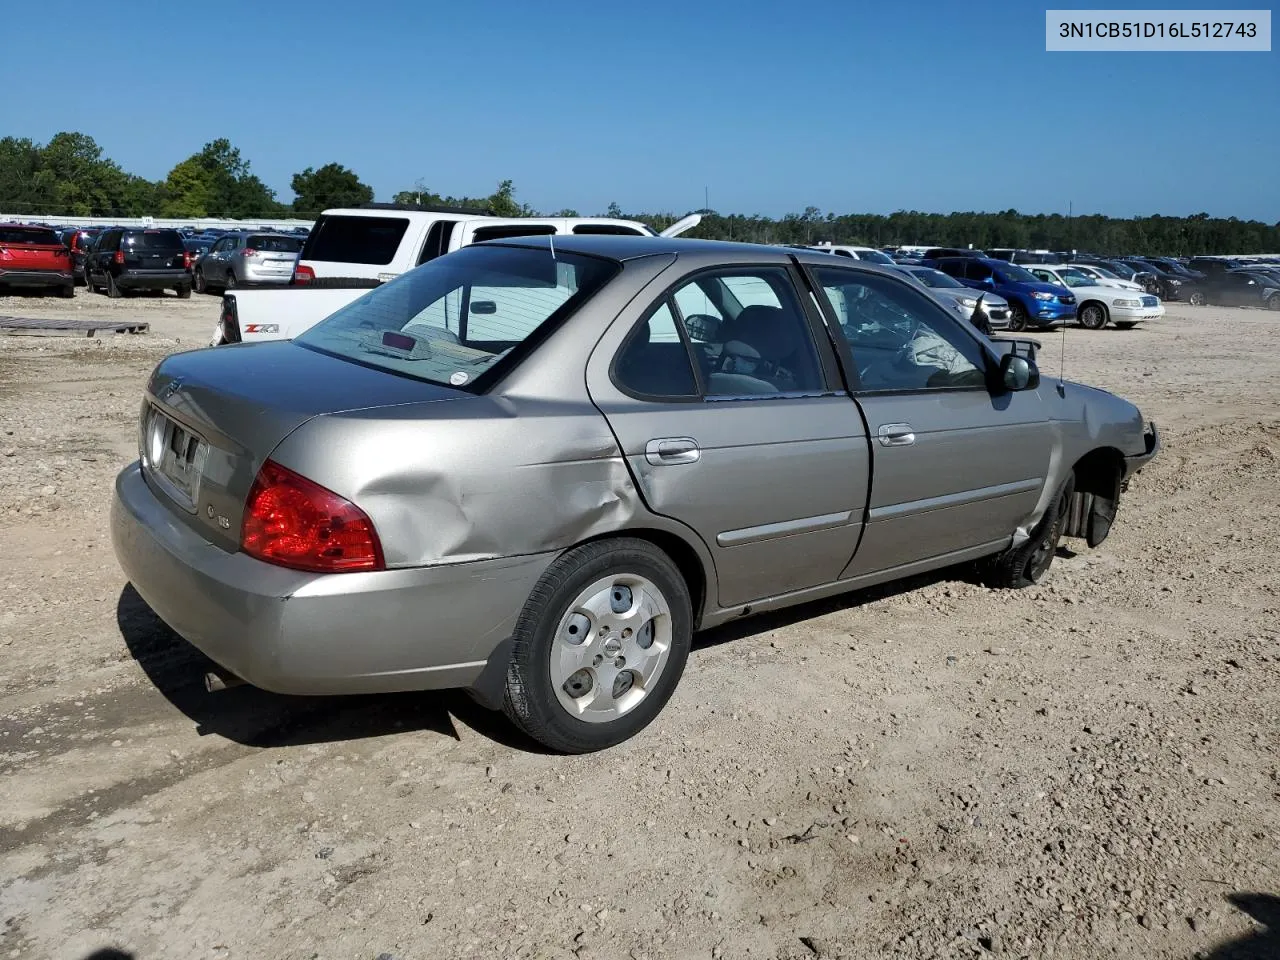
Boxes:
[487,234,912,274]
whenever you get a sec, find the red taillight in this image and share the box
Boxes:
[113,250,124,264]
[293,264,315,284]
[183,251,192,269]
[240,247,256,257]
[241,460,384,573]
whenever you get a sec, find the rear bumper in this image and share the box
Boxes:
[240,264,294,285]
[0,268,72,287]
[117,270,190,290]
[111,461,553,695]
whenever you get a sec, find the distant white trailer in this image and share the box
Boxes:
[0,213,315,231]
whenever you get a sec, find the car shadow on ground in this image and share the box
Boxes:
[115,585,545,753]
[117,564,975,753]
[1201,893,1280,959]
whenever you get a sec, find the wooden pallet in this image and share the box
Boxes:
[0,315,151,337]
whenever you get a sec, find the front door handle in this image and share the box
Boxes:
[645,437,700,465]
[877,423,915,447]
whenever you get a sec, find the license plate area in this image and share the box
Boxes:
[144,407,208,511]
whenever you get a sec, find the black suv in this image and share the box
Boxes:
[85,227,192,298]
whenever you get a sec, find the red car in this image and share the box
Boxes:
[0,224,75,297]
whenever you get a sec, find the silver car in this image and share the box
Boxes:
[112,236,1160,753]
[193,231,302,294]
[893,265,1012,330]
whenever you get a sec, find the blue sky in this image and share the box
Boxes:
[2,0,1277,219]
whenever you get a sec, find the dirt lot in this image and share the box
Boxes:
[0,289,1277,960]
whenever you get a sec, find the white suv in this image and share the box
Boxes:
[293,205,700,284]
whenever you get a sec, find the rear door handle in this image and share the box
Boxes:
[877,423,915,447]
[645,437,700,465]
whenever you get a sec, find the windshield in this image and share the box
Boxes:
[1084,265,1119,280]
[296,245,619,391]
[906,267,964,289]
[1056,269,1094,288]
[855,249,894,264]
[995,262,1038,283]
[1102,261,1137,279]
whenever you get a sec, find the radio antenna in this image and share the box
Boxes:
[1057,322,1067,397]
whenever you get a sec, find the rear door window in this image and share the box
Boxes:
[964,261,994,282]
[302,215,409,265]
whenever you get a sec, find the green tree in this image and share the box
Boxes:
[161,158,213,217]
[172,138,280,217]
[290,163,374,215]
[0,137,54,214]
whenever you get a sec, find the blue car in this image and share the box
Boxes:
[929,256,1076,331]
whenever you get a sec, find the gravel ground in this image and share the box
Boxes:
[0,289,1277,960]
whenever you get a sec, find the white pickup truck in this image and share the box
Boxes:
[212,205,700,345]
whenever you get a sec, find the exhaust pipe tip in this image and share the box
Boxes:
[204,670,245,693]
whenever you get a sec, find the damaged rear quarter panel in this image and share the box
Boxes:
[268,395,642,567]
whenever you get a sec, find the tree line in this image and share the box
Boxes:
[1,132,1276,255]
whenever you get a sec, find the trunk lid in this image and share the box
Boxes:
[142,341,470,550]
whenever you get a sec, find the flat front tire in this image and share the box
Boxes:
[981,474,1076,589]
[503,538,692,754]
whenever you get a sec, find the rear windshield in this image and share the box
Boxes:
[296,245,619,392]
[302,215,408,265]
[248,234,302,252]
[124,230,184,251]
[0,227,61,245]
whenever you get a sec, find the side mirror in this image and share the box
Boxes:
[998,353,1039,392]
[470,300,497,315]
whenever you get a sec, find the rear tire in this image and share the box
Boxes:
[1079,302,1108,330]
[106,273,123,299]
[1188,290,1207,306]
[176,284,192,299]
[503,538,692,754]
[194,269,207,295]
[1267,294,1280,312]
[980,474,1076,589]
[58,284,75,299]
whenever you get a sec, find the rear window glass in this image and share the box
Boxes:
[248,235,302,252]
[302,215,408,265]
[571,224,647,236]
[296,245,618,392]
[124,230,184,251]
[470,225,557,243]
[0,227,60,245]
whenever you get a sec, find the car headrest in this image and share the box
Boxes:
[720,305,800,361]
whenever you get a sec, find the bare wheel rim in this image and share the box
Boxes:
[551,573,673,724]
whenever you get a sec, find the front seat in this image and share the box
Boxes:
[716,304,818,391]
